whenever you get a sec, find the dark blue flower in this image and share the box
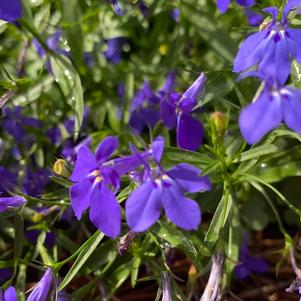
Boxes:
[0,194,26,213]
[125,136,212,232]
[0,1,22,22]
[69,137,121,237]
[160,73,206,151]
[108,0,124,15]
[234,1,301,84]
[216,0,255,14]
[129,80,161,133]
[1,286,18,301]
[103,38,127,64]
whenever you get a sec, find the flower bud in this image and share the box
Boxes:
[210,112,228,136]
[53,159,70,178]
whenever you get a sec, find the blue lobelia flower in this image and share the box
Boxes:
[1,286,18,301]
[108,0,124,16]
[69,136,121,237]
[27,268,53,301]
[103,37,126,64]
[125,136,212,232]
[2,106,41,143]
[234,236,268,279]
[0,1,22,22]
[216,0,255,14]
[0,195,26,213]
[171,8,180,22]
[160,73,206,151]
[239,73,301,144]
[233,0,301,85]
[129,80,161,133]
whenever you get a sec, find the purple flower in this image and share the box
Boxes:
[0,0,22,22]
[23,168,51,197]
[46,126,62,145]
[239,74,301,144]
[109,0,124,15]
[125,136,212,232]
[162,272,172,301]
[62,136,92,163]
[216,0,255,14]
[0,268,13,285]
[0,195,26,213]
[171,8,180,22]
[234,236,268,279]
[138,1,150,16]
[103,38,126,64]
[1,286,18,301]
[234,1,301,84]
[69,136,121,237]
[244,8,264,27]
[0,167,17,193]
[2,106,41,143]
[129,81,161,133]
[27,268,53,301]
[160,73,206,151]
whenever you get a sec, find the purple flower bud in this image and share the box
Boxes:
[0,195,25,213]
[27,268,53,301]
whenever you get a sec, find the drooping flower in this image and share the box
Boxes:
[0,195,26,213]
[129,80,161,133]
[27,268,53,301]
[69,136,121,237]
[1,286,18,301]
[216,0,255,14]
[160,73,206,151]
[239,73,301,144]
[233,1,301,84]
[108,0,124,16]
[103,37,126,64]
[125,136,212,232]
[234,236,268,279]
[200,254,224,301]
[0,1,22,22]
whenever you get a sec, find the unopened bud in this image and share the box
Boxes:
[211,112,228,136]
[31,212,43,223]
[118,231,136,255]
[188,264,197,281]
[53,159,70,178]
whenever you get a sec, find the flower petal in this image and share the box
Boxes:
[160,100,177,129]
[181,73,206,101]
[95,136,119,163]
[27,268,53,301]
[167,163,212,193]
[177,113,204,151]
[239,90,282,144]
[89,183,121,238]
[0,196,26,213]
[151,136,165,162]
[287,29,301,64]
[233,30,269,73]
[70,178,93,219]
[216,0,231,13]
[0,0,22,22]
[162,181,201,230]
[282,87,301,134]
[70,145,97,182]
[126,181,162,232]
[4,286,18,301]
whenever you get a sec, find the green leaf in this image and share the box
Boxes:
[291,60,301,89]
[153,221,202,270]
[202,183,233,252]
[58,231,104,291]
[50,56,84,138]
[233,144,279,163]
[131,257,141,288]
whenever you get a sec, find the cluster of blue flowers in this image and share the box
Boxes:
[1,0,301,299]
